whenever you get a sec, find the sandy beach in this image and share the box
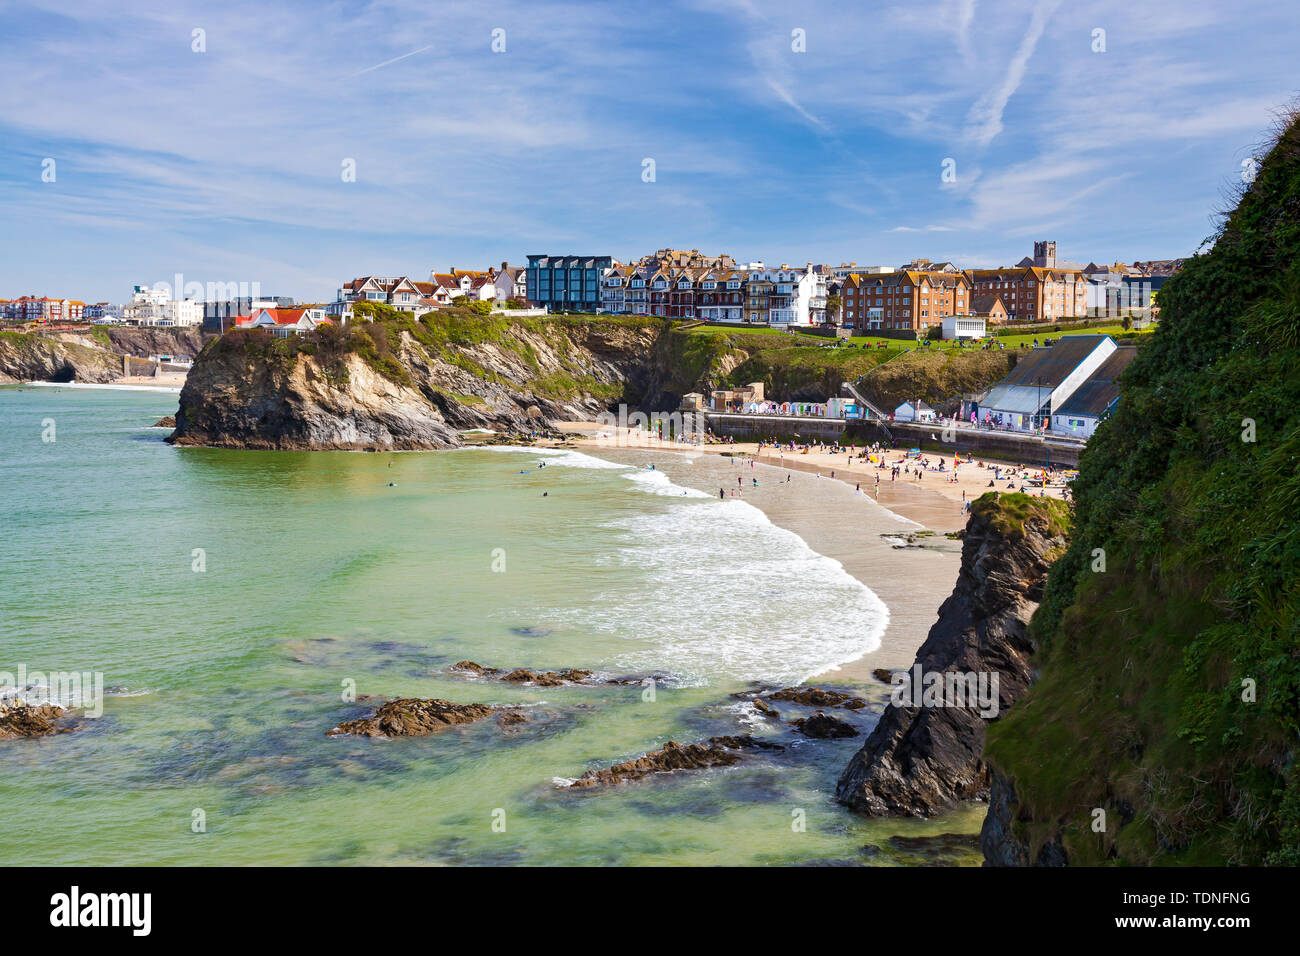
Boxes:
[506,420,1071,689]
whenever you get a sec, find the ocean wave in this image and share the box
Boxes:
[466,445,629,470]
[622,468,712,498]
[543,497,890,686]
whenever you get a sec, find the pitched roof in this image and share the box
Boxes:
[971,294,1006,314]
[1056,346,1138,417]
[999,335,1115,389]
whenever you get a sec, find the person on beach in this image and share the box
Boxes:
[719,488,725,499]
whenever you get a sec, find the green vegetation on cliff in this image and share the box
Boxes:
[856,347,1018,413]
[985,113,1300,865]
[205,303,664,402]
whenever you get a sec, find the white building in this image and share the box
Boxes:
[1049,345,1138,438]
[894,401,936,422]
[492,263,528,303]
[748,265,823,326]
[600,264,633,314]
[941,315,987,339]
[124,285,203,326]
[980,334,1118,431]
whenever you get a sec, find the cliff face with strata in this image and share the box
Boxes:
[169,312,674,450]
[836,493,1070,817]
[0,327,205,384]
[0,331,122,383]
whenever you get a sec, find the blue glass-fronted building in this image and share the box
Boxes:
[526,254,612,313]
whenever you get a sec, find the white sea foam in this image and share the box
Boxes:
[544,496,890,687]
[467,445,628,470]
[20,381,183,394]
[622,468,711,498]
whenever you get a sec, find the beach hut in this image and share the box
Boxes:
[894,401,936,423]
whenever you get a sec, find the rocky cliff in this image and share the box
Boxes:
[980,112,1300,866]
[169,309,673,450]
[836,493,1070,817]
[0,327,206,384]
[0,331,122,383]
[164,305,1048,451]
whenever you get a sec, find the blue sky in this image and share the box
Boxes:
[1,0,1296,302]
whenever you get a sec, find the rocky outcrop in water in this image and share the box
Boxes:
[768,687,868,710]
[326,698,497,738]
[168,315,673,450]
[792,712,860,738]
[452,660,594,686]
[566,735,783,788]
[0,702,72,739]
[835,493,1069,817]
[449,659,661,687]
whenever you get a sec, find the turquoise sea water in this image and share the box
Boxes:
[0,386,982,865]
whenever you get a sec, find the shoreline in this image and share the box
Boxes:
[551,420,1070,531]
[15,379,185,394]
[541,422,981,686]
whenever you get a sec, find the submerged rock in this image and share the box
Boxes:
[791,711,860,739]
[326,698,495,738]
[0,703,71,740]
[768,687,868,710]
[567,735,783,789]
[450,659,655,687]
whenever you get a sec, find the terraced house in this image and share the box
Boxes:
[668,270,700,319]
[740,265,824,326]
[694,269,746,323]
[599,263,632,314]
[340,276,424,313]
[647,268,674,317]
[624,267,650,315]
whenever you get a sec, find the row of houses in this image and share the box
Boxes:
[527,254,830,326]
[524,241,1177,332]
[330,264,528,319]
[0,296,88,323]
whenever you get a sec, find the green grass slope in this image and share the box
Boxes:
[984,113,1300,865]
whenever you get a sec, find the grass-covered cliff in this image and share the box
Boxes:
[982,113,1300,865]
[671,326,1017,407]
[171,305,1043,449]
[172,304,672,449]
